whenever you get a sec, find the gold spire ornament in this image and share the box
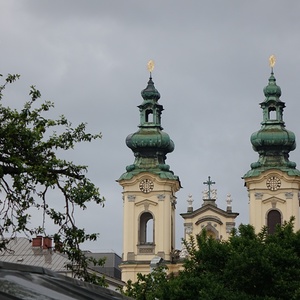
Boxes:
[147,60,155,74]
[269,55,276,69]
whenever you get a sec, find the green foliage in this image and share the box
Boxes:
[124,219,300,299]
[0,74,106,284]
[122,266,170,300]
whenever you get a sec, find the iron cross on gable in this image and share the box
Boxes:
[203,176,215,199]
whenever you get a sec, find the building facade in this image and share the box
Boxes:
[243,67,300,233]
[118,74,181,283]
[119,61,300,283]
[181,180,238,242]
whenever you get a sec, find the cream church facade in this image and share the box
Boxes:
[243,65,300,233]
[118,61,300,283]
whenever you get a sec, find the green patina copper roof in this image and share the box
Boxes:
[244,70,300,178]
[118,76,179,181]
[141,77,161,101]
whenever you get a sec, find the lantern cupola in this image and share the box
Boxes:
[244,59,300,178]
[119,69,179,182]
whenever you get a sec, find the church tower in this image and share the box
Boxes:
[243,57,300,233]
[118,65,181,282]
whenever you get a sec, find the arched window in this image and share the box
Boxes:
[267,210,281,234]
[268,107,276,120]
[145,109,154,123]
[139,212,154,244]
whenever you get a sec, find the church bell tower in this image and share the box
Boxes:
[118,63,181,283]
[243,56,300,233]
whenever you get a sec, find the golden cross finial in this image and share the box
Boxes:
[147,60,155,74]
[269,55,276,69]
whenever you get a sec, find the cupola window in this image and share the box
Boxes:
[145,109,154,123]
[268,107,276,120]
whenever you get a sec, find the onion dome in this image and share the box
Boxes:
[126,131,174,158]
[263,71,282,99]
[119,75,179,181]
[251,129,296,156]
[141,76,161,101]
[244,70,300,178]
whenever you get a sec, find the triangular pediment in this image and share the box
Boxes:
[262,196,286,205]
[136,199,158,207]
[181,204,239,219]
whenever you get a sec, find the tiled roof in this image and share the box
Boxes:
[0,237,68,274]
[0,238,125,290]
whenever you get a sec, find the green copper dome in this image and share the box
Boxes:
[126,130,174,155]
[244,70,300,178]
[251,128,296,155]
[263,72,281,98]
[119,76,179,181]
[141,77,161,101]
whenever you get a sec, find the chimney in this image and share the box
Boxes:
[32,236,53,249]
[43,237,52,249]
[32,236,43,247]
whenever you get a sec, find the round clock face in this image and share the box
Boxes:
[139,179,154,193]
[266,176,281,191]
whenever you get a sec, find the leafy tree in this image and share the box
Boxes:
[0,73,105,284]
[122,266,170,300]
[123,219,300,299]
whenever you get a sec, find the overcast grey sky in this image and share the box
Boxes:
[1,1,300,255]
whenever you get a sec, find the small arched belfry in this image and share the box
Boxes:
[180,177,239,241]
[243,57,300,233]
[117,67,181,283]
